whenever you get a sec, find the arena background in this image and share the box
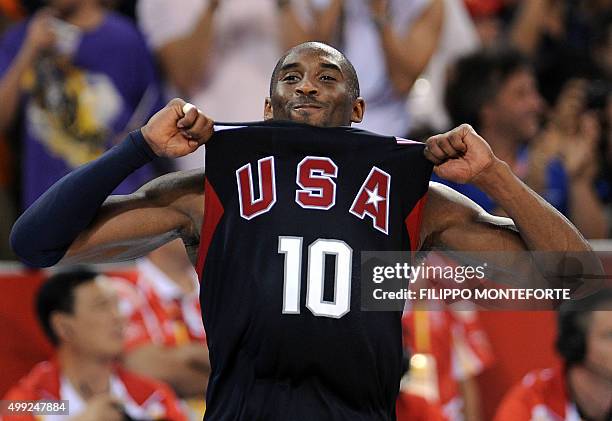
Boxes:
[2,248,612,420]
[1,0,611,419]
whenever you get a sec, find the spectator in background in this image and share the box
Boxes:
[113,240,209,420]
[2,267,187,421]
[0,0,165,210]
[494,290,612,421]
[528,78,609,238]
[278,0,444,137]
[136,0,283,170]
[402,308,494,421]
[509,0,611,106]
[443,47,608,238]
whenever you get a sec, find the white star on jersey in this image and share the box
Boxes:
[365,185,385,209]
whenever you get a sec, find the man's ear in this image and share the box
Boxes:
[351,97,366,123]
[51,312,73,343]
[264,97,273,120]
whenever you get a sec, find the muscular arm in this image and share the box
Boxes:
[421,126,591,253]
[421,182,525,253]
[62,169,204,265]
[420,125,601,289]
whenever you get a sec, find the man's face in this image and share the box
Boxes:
[57,278,125,359]
[265,47,364,127]
[585,310,612,378]
[487,69,544,142]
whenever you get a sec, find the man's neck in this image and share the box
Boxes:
[480,126,519,168]
[62,3,105,31]
[568,365,612,421]
[58,347,114,398]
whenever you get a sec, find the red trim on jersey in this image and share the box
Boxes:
[404,193,428,251]
[196,178,224,281]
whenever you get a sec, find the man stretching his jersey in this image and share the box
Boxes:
[11,42,596,420]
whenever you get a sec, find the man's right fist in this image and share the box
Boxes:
[141,98,214,158]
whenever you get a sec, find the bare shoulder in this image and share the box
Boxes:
[423,182,483,228]
[425,182,515,226]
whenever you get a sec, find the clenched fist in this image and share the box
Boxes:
[424,124,496,184]
[141,98,214,158]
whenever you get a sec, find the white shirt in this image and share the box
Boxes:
[43,374,163,420]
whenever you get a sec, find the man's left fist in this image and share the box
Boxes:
[424,124,496,184]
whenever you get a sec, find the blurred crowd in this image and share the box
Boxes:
[0,0,611,257]
[0,0,610,420]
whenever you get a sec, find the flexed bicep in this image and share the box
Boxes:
[420,182,524,252]
[62,170,204,264]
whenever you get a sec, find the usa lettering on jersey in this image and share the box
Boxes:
[236,156,390,234]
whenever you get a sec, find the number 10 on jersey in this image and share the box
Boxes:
[278,236,353,318]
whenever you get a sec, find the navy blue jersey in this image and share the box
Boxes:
[196,122,433,420]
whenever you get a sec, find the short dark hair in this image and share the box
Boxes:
[269,42,360,101]
[36,267,99,345]
[445,47,531,129]
[556,289,612,365]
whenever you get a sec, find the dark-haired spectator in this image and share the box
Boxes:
[278,0,444,136]
[2,267,188,421]
[442,47,608,238]
[0,0,165,209]
[494,290,612,421]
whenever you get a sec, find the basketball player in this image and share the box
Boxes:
[11,42,596,420]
